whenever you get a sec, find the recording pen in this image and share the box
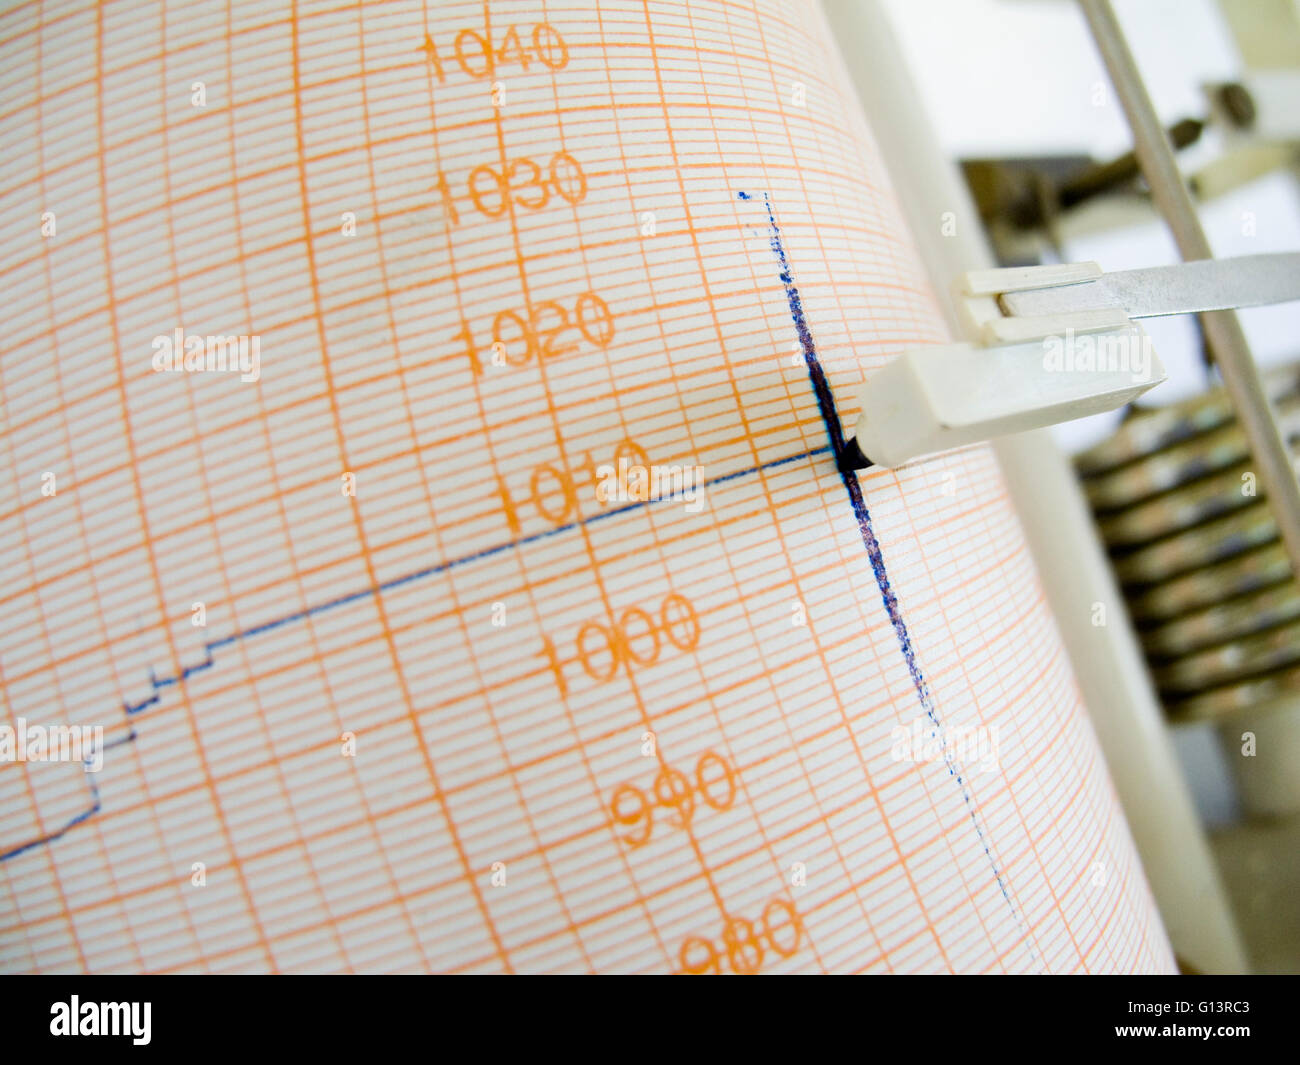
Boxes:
[837,254,1300,472]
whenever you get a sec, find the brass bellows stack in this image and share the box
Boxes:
[1077,366,1300,815]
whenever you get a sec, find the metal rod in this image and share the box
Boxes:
[1080,0,1300,581]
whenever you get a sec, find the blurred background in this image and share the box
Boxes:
[872,0,1300,972]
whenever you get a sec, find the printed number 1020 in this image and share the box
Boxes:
[454,292,613,376]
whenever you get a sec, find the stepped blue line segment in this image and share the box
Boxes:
[133,442,829,704]
[743,189,1039,969]
[1,444,828,862]
[0,730,133,862]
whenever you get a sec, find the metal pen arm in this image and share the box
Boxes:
[1080,0,1300,583]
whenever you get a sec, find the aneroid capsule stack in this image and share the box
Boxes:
[1077,365,1300,817]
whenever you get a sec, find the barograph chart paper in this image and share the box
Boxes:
[0,0,1176,973]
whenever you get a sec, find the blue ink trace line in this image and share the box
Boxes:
[743,189,1039,968]
[0,729,134,862]
[1,444,828,862]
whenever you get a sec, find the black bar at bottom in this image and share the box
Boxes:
[2,973,1292,1053]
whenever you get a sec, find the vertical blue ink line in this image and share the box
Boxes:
[744,190,1039,969]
